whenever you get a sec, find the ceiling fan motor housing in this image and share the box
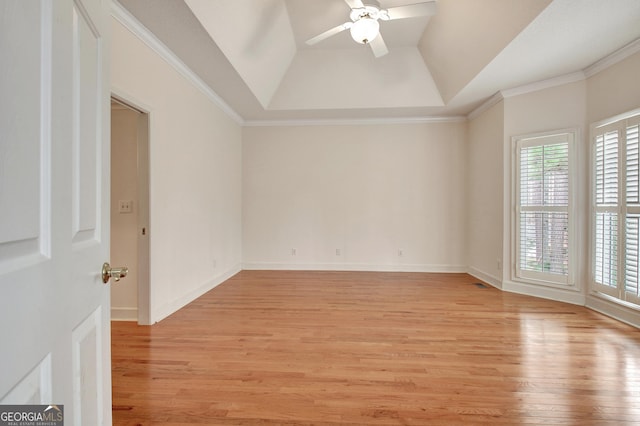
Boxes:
[349,5,385,22]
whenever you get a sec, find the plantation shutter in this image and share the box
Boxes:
[516,133,573,286]
[595,131,619,205]
[594,128,619,289]
[625,121,640,302]
[592,114,640,305]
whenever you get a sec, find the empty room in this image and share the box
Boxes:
[1,0,640,425]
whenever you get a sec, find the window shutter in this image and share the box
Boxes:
[595,131,619,206]
[595,212,618,287]
[591,112,640,306]
[626,215,639,296]
[625,123,640,300]
[519,212,568,274]
[516,134,572,285]
[626,124,639,204]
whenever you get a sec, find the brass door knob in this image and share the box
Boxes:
[102,262,129,284]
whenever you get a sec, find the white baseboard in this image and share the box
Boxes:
[241,262,467,273]
[467,267,502,289]
[586,294,640,329]
[153,264,242,323]
[502,279,586,306]
[111,307,138,322]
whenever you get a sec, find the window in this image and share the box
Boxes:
[592,111,640,307]
[514,131,575,286]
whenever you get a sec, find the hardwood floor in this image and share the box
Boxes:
[111,271,640,425]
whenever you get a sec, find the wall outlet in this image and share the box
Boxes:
[497,258,502,270]
[118,200,133,214]
[336,248,341,256]
[398,249,403,257]
[291,248,297,256]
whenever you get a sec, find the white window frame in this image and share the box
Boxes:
[590,109,640,308]
[512,129,577,288]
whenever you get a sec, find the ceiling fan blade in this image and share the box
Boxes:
[306,22,352,46]
[384,2,437,20]
[369,34,389,58]
[344,0,365,9]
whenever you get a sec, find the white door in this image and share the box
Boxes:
[0,0,112,425]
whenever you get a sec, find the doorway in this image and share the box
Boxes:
[110,96,151,325]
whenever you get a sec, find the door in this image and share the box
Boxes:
[110,98,151,325]
[0,0,112,425]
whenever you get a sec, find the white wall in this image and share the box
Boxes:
[501,80,588,304]
[110,107,139,320]
[242,122,467,272]
[587,51,640,123]
[111,17,243,323]
[504,81,587,137]
[466,101,504,288]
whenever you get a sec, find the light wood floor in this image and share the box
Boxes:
[111,271,640,425]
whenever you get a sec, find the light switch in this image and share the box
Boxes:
[118,200,133,213]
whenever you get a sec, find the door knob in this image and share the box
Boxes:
[102,262,128,284]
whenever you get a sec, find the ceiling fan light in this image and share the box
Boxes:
[350,17,379,44]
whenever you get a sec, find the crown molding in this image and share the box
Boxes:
[467,92,504,121]
[584,38,640,78]
[469,38,640,121]
[110,1,244,125]
[500,71,586,99]
[243,115,467,127]
[467,71,585,121]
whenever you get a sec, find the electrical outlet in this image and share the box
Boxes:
[118,200,133,214]
[398,249,403,257]
[291,248,297,256]
[336,248,341,256]
[497,258,502,270]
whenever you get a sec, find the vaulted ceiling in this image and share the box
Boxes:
[115,0,640,122]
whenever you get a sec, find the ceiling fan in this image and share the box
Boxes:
[305,0,437,58]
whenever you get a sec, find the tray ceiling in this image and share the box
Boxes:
[114,0,640,122]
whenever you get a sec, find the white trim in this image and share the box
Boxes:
[152,264,241,323]
[467,266,503,289]
[110,307,138,322]
[502,279,586,306]
[501,71,586,99]
[40,0,52,260]
[243,115,467,128]
[584,38,640,78]
[241,262,467,273]
[591,107,640,130]
[587,293,640,329]
[468,72,588,121]
[467,92,504,120]
[512,129,579,289]
[469,37,640,121]
[111,86,152,114]
[110,1,243,125]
